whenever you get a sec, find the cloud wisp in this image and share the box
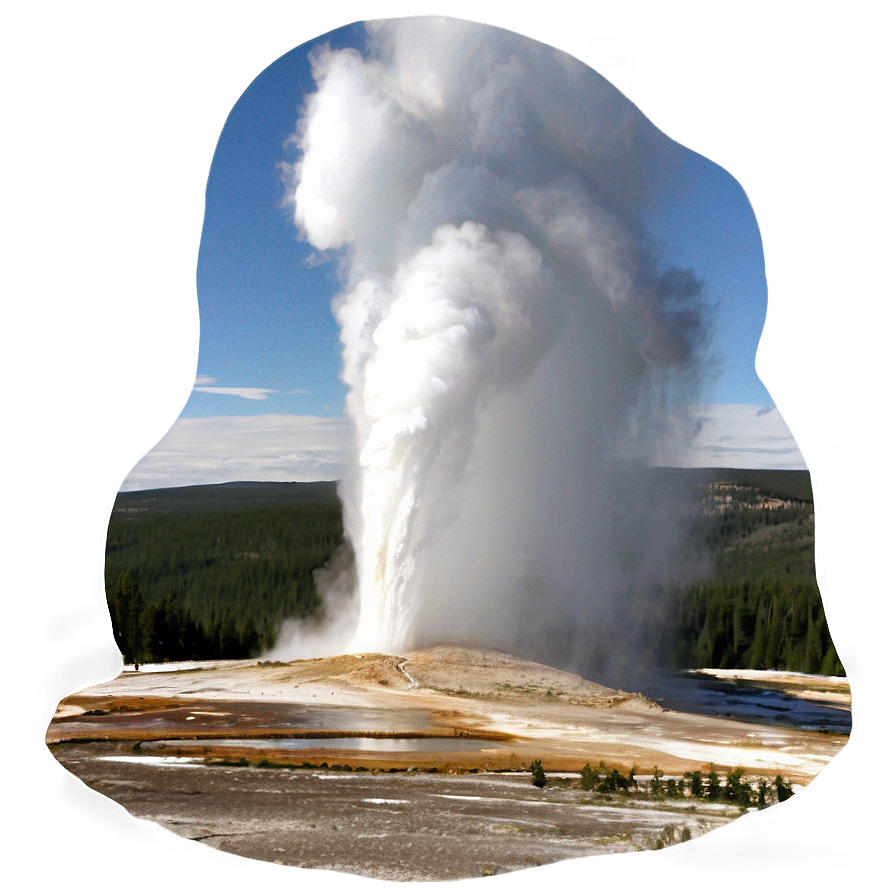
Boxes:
[278,18,721,673]
[653,404,806,470]
[192,375,280,401]
[193,386,277,400]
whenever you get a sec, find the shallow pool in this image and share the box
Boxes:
[156,736,508,753]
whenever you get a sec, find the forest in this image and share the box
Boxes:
[105,482,342,663]
[104,471,843,675]
[661,469,843,675]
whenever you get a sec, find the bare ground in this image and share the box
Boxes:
[46,645,850,880]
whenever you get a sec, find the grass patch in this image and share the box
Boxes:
[206,756,250,767]
[497,684,563,699]
[430,686,479,697]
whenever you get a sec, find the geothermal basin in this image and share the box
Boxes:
[47,646,850,880]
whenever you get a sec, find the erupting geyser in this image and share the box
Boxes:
[278,18,710,673]
[335,220,549,652]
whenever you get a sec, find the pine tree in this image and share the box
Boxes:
[687,770,703,798]
[749,605,768,669]
[580,763,596,791]
[764,597,783,669]
[803,615,822,673]
[109,572,145,666]
[773,775,794,802]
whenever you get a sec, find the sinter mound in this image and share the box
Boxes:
[254,645,660,710]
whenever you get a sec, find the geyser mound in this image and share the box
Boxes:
[278,17,713,680]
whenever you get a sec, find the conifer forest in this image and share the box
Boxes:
[104,471,842,676]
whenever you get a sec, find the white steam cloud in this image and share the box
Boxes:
[275,18,709,679]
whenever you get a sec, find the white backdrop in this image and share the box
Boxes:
[6,2,891,893]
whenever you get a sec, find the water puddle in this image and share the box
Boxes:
[154,736,507,753]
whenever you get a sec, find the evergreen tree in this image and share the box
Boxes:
[749,605,768,669]
[110,571,145,666]
[687,770,703,798]
[580,763,596,791]
[773,775,794,802]
[724,767,752,807]
[606,767,628,792]
[764,597,783,669]
[821,645,839,677]
[803,616,822,673]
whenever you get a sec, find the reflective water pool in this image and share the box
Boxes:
[640,673,851,733]
[156,737,508,752]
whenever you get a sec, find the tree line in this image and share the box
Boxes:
[664,578,843,675]
[576,761,794,808]
[528,757,796,811]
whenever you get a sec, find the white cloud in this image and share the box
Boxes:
[120,403,804,493]
[656,403,806,469]
[193,385,276,400]
[120,414,352,490]
[193,374,217,386]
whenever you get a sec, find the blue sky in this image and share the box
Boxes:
[186,24,364,420]
[123,22,801,490]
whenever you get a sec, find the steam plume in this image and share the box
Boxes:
[278,18,708,679]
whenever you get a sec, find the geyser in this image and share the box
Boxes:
[279,17,710,676]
